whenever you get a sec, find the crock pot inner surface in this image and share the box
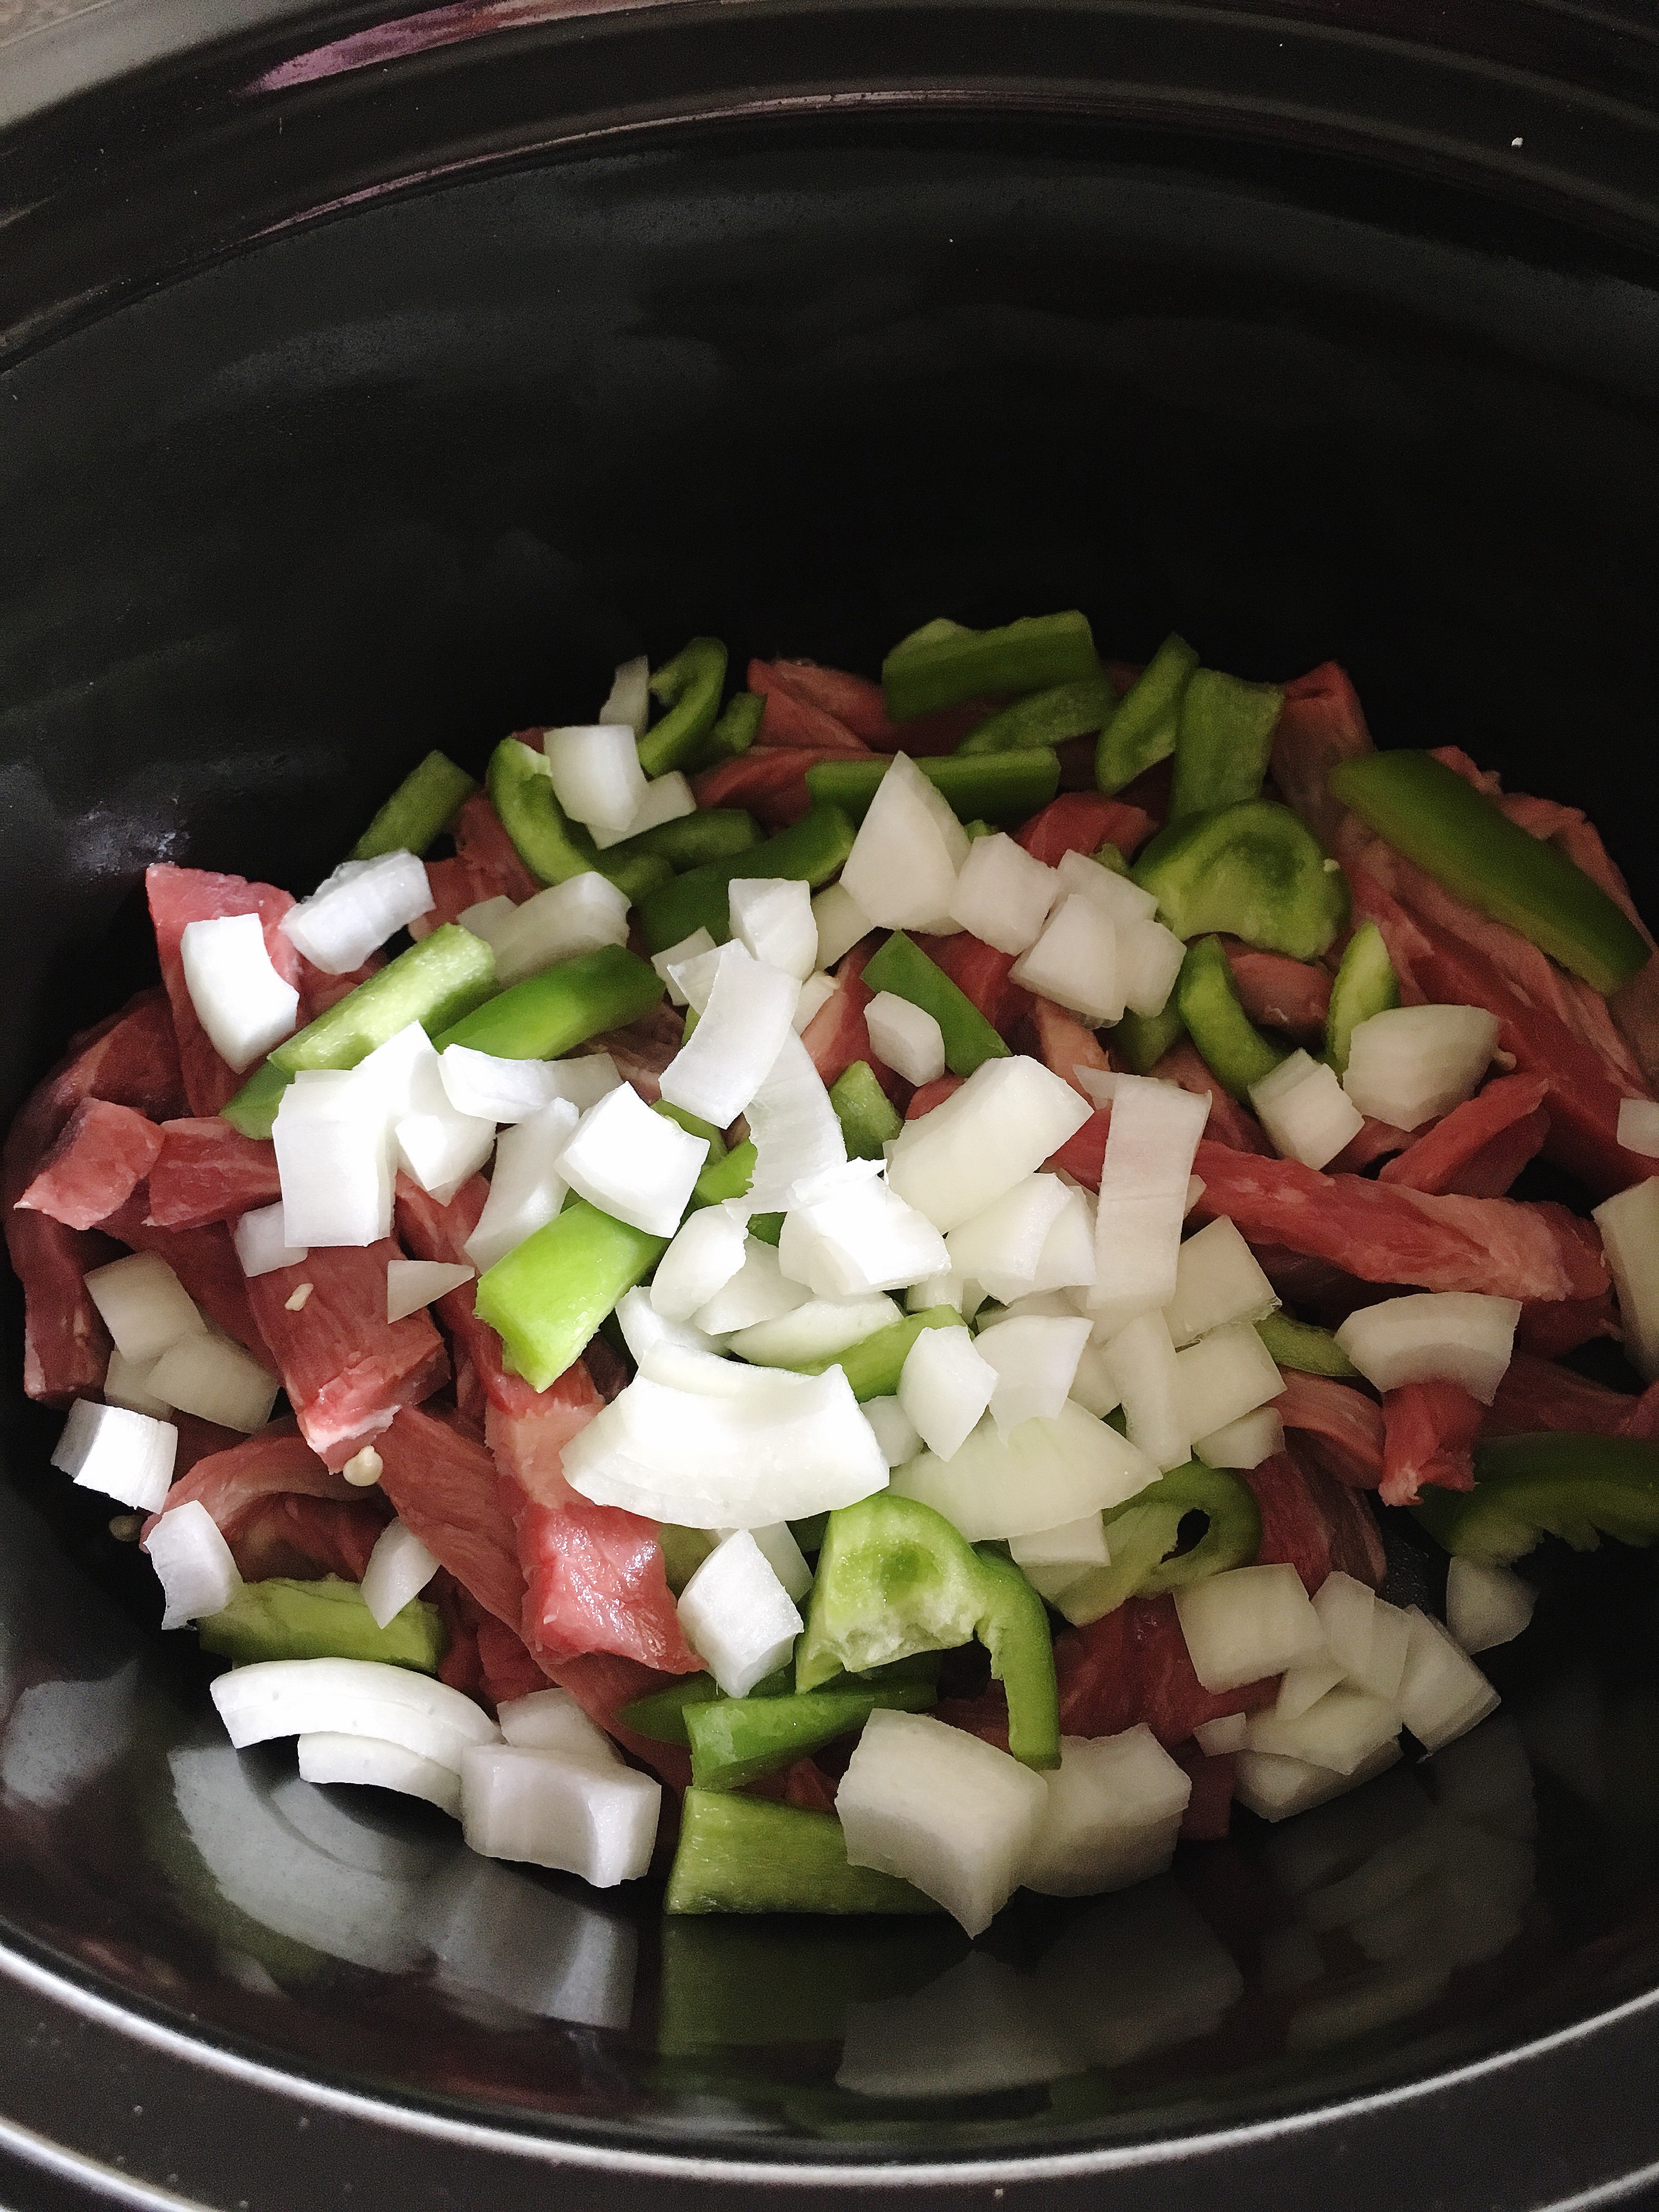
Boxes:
[4,83,1659,2189]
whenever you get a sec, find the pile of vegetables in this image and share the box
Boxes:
[8,607,1659,1945]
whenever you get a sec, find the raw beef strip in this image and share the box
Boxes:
[1223,947,1330,1041]
[1269,661,1374,851]
[1056,1594,1279,1747]
[15,1100,162,1230]
[145,864,301,1117]
[1245,1449,1386,1591]
[1016,792,1155,867]
[1274,1369,1385,1490]
[145,1120,281,1229]
[375,1403,525,1629]
[1380,1380,1482,1508]
[1378,1074,1551,1200]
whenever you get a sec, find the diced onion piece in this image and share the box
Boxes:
[360,1517,440,1628]
[394,1103,497,1206]
[838,1707,1048,1936]
[1250,1051,1366,1170]
[889,1400,1159,1542]
[274,1068,392,1248]
[678,1530,804,1694]
[729,1293,900,1367]
[691,1237,809,1333]
[210,1657,500,1771]
[460,1743,660,1883]
[1617,1097,1659,1158]
[906,1271,981,1319]
[438,1045,566,1124]
[463,1097,579,1272]
[590,770,695,851]
[1395,1607,1499,1751]
[146,1333,280,1434]
[652,928,718,1006]
[1342,1004,1501,1130]
[1089,1076,1210,1338]
[840,753,970,932]
[145,1499,241,1629]
[1053,849,1158,924]
[743,1030,848,1209]
[598,654,650,736]
[281,851,435,974]
[945,1173,1072,1305]
[865,992,946,1087]
[812,882,874,970]
[730,877,818,982]
[1233,1741,1402,1822]
[1194,1406,1284,1470]
[233,1201,307,1279]
[543,1054,623,1113]
[726,1520,814,1604]
[650,1206,749,1324]
[1102,1311,1190,1472]
[84,1250,204,1362]
[563,1364,888,1527]
[1593,1177,1659,1380]
[1022,1728,1192,1897]
[864,1392,922,1468]
[1008,1514,1109,1580]
[1068,1336,1123,1418]
[1164,1218,1278,1347]
[457,895,520,952]
[637,1341,776,1396]
[1027,1186,1098,1296]
[896,1324,997,1461]
[179,912,300,1071]
[659,941,802,1128]
[1246,1684,1400,1774]
[52,1400,177,1511]
[297,1732,461,1818]
[1010,895,1122,1025]
[103,1348,171,1418]
[946,833,1059,955]
[496,1686,623,1763]
[778,1166,949,1299]
[492,874,631,986]
[1116,917,1187,1019]
[1193,1713,1248,1756]
[1334,1291,1520,1404]
[1174,1562,1326,1692]
[614,1285,725,1364]
[347,1020,435,1123]
[974,1314,1092,1437]
[1173,1319,1284,1444]
[556,1083,707,1238]
[1446,1558,1537,1655]
[543,724,647,835]
[1313,1572,1412,1703]
[888,1057,1091,1233]
[792,973,837,1034]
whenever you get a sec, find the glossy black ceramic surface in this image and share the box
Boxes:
[5,5,1659,2205]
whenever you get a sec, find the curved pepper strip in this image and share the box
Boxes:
[665,1790,941,1914]
[1175,936,1285,1103]
[685,1677,938,1792]
[1049,1463,1262,1625]
[882,610,1097,721]
[1169,669,1284,820]
[1134,799,1351,962]
[1324,919,1400,1074]
[639,804,857,955]
[805,749,1061,826]
[861,932,1011,1076]
[1094,633,1199,795]
[1413,1431,1659,1562]
[956,674,1117,755]
[638,638,729,778]
[796,1493,1059,1767]
[685,688,763,774]
[350,751,476,861]
[487,738,670,905]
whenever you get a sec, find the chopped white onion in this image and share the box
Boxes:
[777,1165,949,1297]
[1194,1405,1284,1470]
[865,992,946,1087]
[274,1068,392,1248]
[1007,1513,1109,1605]
[1089,1075,1210,1338]
[1173,1319,1284,1444]
[434,1045,551,1125]
[1053,850,1158,924]
[1342,1004,1501,1130]
[1233,1740,1402,1822]
[84,1251,204,1363]
[232,1201,308,1279]
[864,1393,923,1468]
[811,882,875,970]
[1164,1218,1278,1348]
[146,1333,280,1434]
[211,1657,500,1772]
[1593,1177,1659,1380]
[906,1271,983,1319]
[492,875,631,986]
[360,1517,440,1628]
[652,928,718,1006]
[556,1082,707,1238]
[394,1099,497,1206]
[297,1733,461,1819]
[890,1399,1159,1541]
[496,1686,623,1763]
[973,1313,1092,1436]
[179,912,300,1071]
[457,895,520,953]
[839,753,970,932]
[1244,1685,1402,1775]
[729,1292,900,1367]
[1193,1713,1249,1756]
[946,833,1059,955]
[1174,1562,1326,1692]
[464,1096,579,1272]
[691,1237,809,1333]
[896,1324,997,1461]
[1022,1728,1192,1897]
[543,724,647,835]
[659,941,802,1128]
[1027,1186,1098,1297]
[743,1029,848,1208]
[838,1707,1047,1936]
[52,1400,177,1510]
[614,1285,725,1364]
[887,1057,1091,1233]
[1101,1311,1190,1472]
[281,851,435,975]
[650,1206,749,1323]
[730,877,818,983]
[1617,1097,1659,1158]
[1334,1292,1520,1404]
[727,1520,814,1604]
[1116,917,1187,1019]
[346,1020,434,1122]
[544,1054,624,1112]
[145,1499,241,1630]
[1250,1051,1367,1170]
[460,1744,659,1884]
[1446,1558,1537,1654]
[1010,895,1122,1025]
[597,654,651,737]
[591,770,695,851]
[677,1530,804,1695]
[944,1173,1072,1306]
[1313,1573,1413,1703]
[1395,1607,1499,1750]
[102,1347,171,1418]
[792,973,837,1034]
[1068,1336,1124,1419]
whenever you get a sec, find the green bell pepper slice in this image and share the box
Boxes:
[804,749,1060,826]
[797,1494,1059,1768]
[1094,633,1200,795]
[690,1138,757,1209]
[800,1305,960,1400]
[349,750,477,860]
[1175,936,1285,1103]
[1329,749,1650,995]
[1169,668,1284,820]
[686,1679,938,1792]
[487,737,670,906]
[639,804,857,954]
[1324,919,1400,1075]
[617,809,760,871]
[1133,798,1351,961]
[432,943,663,1059]
[473,1199,667,1391]
[1255,1311,1361,1379]
[830,1061,904,1160]
[685,689,764,774]
[665,1790,942,1914]
[861,932,1011,1076]
[882,610,1098,721]
[639,639,729,778]
[1413,1432,1659,1562]
[1108,1003,1185,1075]
[1051,1463,1263,1626]
[198,1576,445,1672]
[955,674,1117,755]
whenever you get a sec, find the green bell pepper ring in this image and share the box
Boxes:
[1133,798,1351,962]
[1329,749,1650,996]
[197,1576,445,1672]
[882,609,1099,721]
[665,1790,942,1914]
[1108,1003,1186,1075]
[1324,919,1400,1075]
[830,1061,904,1160]
[639,639,729,778]
[1175,936,1285,1103]
[686,1679,938,1792]
[1051,1463,1263,1626]
[1094,633,1200,795]
[349,749,477,860]
[1169,668,1284,821]
[804,749,1060,826]
[432,943,663,1059]
[1413,1432,1659,1563]
[639,804,857,954]
[487,737,670,906]
[860,932,1011,1076]
[1255,1311,1361,1379]
[473,1199,667,1392]
[955,674,1118,756]
[797,1494,1060,1768]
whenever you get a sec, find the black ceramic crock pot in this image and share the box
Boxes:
[5,3,1659,2205]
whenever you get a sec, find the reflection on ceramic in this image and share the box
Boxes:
[425,1852,637,2030]
[1,1660,138,1809]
